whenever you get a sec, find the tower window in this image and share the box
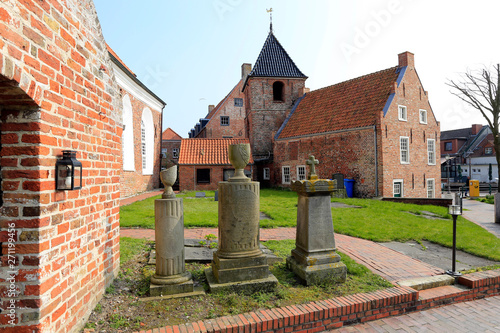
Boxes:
[273,81,284,101]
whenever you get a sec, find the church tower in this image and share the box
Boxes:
[242,26,307,175]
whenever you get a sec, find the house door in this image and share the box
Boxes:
[394,181,403,197]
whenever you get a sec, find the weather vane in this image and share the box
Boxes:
[267,8,273,32]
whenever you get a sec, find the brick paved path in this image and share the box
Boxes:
[332,295,500,332]
[121,227,444,283]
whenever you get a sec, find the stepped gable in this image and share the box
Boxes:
[277,66,400,139]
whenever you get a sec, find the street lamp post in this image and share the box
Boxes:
[446,205,462,278]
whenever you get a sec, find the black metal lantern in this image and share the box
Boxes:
[55,150,82,190]
[446,205,462,277]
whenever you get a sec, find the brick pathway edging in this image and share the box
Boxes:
[137,269,500,333]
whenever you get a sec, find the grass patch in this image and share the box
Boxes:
[120,189,500,261]
[477,195,494,205]
[120,237,149,264]
[331,198,500,261]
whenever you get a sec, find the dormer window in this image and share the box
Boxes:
[273,81,284,101]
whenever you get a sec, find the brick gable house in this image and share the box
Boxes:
[0,1,163,332]
[161,127,182,168]
[275,52,441,198]
[178,138,253,191]
[186,28,441,197]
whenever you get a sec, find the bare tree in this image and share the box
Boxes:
[447,64,500,191]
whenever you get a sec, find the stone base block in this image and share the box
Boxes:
[286,256,347,286]
[205,267,278,295]
[149,279,194,297]
[291,248,341,266]
[397,275,455,291]
[212,254,270,284]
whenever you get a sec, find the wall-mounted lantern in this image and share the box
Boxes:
[55,150,82,190]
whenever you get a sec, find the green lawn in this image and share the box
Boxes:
[120,189,500,261]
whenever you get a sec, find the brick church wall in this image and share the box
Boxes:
[0,1,121,332]
[119,91,161,198]
[274,128,378,197]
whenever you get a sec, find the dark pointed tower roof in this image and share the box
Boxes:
[243,30,307,89]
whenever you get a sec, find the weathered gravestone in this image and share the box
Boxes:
[205,143,278,293]
[286,155,347,285]
[150,165,194,296]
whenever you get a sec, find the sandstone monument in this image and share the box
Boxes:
[286,155,347,285]
[205,143,278,293]
[150,166,194,296]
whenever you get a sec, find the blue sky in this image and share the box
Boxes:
[94,0,500,136]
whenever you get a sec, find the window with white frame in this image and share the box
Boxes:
[400,137,410,164]
[419,109,427,124]
[172,148,179,158]
[485,147,493,155]
[393,180,403,197]
[427,139,436,165]
[398,105,407,121]
[141,120,147,168]
[282,166,291,184]
[161,148,167,158]
[263,168,270,180]
[297,165,306,180]
[427,179,435,198]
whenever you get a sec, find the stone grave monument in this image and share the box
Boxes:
[205,143,278,293]
[150,165,195,297]
[286,155,347,285]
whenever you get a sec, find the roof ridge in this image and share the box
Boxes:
[310,66,398,94]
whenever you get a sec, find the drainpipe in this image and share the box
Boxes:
[374,125,379,197]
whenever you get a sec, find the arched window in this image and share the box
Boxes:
[141,108,154,175]
[122,95,135,171]
[273,81,284,101]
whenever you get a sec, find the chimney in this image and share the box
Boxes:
[398,51,414,68]
[471,124,482,135]
[300,87,310,96]
[242,63,252,80]
[208,105,215,113]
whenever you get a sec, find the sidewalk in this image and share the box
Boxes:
[462,198,500,237]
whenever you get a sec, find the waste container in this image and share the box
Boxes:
[344,179,355,198]
[469,180,479,197]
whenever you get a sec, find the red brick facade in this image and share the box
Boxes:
[244,77,306,160]
[274,52,441,198]
[0,1,121,332]
[179,165,253,191]
[196,78,247,140]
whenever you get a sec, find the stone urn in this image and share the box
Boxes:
[228,143,250,182]
[160,165,177,198]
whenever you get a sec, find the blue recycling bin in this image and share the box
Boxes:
[344,179,355,198]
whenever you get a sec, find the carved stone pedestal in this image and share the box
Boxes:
[150,196,194,297]
[286,173,346,286]
[205,144,277,294]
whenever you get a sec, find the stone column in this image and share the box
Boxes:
[205,143,277,293]
[286,156,346,285]
[150,166,194,296]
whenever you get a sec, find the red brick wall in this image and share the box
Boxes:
[380,66,441,198]
[162,140,181,168]
[119,91,161,198]
[0,1,120,332]
[179,165,252,191]
[245,77,305,159]
[274,128,378,197]
[199,80,247,139]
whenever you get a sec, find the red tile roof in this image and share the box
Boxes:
[277,66,399,139]
[162,128,182,141]
[178,139,253,165]
[106,43,136,76]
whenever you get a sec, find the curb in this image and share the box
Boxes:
[137,269,500,333]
